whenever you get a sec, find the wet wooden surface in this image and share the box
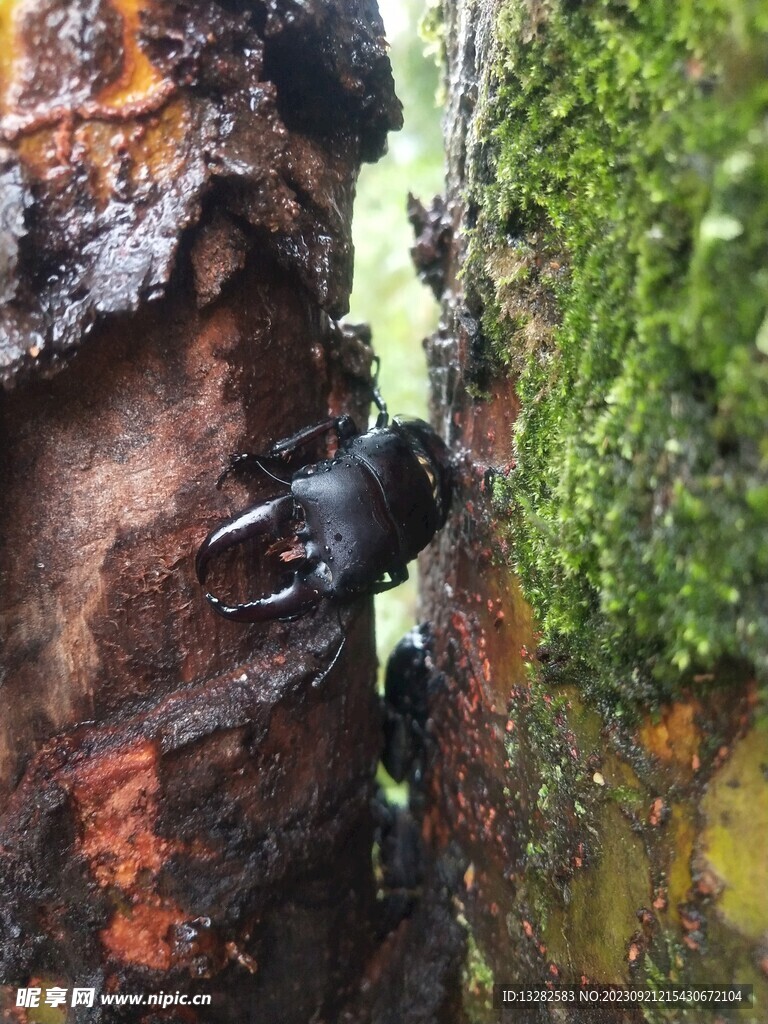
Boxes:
[0,1,401,1019]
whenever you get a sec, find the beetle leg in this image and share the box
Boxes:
[370,355,389,427]
[196,495,295,585]
[203,573,325,623]
[267,415,358,458]
[372,564,409,594]
[216,417,359,488]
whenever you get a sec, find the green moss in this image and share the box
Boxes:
[471,0,768,701]
[462,926,496,1023]
[504,675,597,878]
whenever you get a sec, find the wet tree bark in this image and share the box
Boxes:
[398,1,768,1022]
[3,2,766,1022]
[0,2,401,1021]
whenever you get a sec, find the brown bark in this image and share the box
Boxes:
[0,1,401,1020]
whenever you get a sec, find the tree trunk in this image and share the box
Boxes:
[3,1,767,1022]
[399,1,768,1021]
[0,2,401,1020]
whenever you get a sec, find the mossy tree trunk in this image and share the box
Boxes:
[410,1,768,1020]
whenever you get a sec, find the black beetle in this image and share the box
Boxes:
[380,622,446,797]
[196,398,452,622]
[382,623,434,783]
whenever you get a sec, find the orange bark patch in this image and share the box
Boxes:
[97,0,164,109]
[0,0,15,108]
[99,900,180,972]
[71,740,186,968]
[639,700,701,771]
[72,740,170,887]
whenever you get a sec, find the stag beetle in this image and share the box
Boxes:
[382,623,434,783]
[196,390,452,622]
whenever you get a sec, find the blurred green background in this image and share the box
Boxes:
[348,0,445,669]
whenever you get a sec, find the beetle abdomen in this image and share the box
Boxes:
[346,424,448,560]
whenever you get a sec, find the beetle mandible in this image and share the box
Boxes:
[195,390,452,622]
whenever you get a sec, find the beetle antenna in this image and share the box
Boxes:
[216,455,291,489]
[252,459,291,486]
[312,606,347,688]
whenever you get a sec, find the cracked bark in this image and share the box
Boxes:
[0,2,403,1020]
